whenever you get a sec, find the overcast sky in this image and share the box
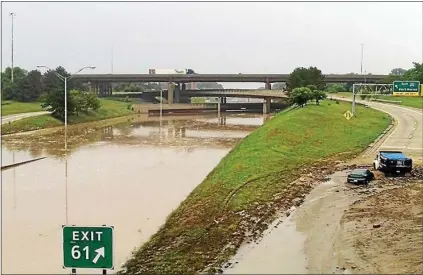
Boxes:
[1,1,422,88]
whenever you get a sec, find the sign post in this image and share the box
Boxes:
[392,81,420,96]
[63,225,114,273]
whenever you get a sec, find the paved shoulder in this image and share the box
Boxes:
[1,111,50,125]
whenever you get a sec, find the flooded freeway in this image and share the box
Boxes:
[1,113,269,274]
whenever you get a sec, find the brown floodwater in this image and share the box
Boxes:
[1,113,268,274]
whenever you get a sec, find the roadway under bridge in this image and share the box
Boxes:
[115,88,286,114]
[74,73,389,101]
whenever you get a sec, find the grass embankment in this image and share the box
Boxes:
[373,95,423,109]
[1,100,43,116]
[1,99,134,135]
[119,100,391,274]
[327,92,423,109]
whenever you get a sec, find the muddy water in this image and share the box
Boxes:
[1,113,268,274]
[223,171,355,274]
[224,216,308,274]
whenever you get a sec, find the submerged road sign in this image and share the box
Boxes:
[344,110,353,120]
[63,225,114,269]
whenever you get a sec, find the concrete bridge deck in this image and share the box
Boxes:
[115,89,288,99]
[73,73,388,83]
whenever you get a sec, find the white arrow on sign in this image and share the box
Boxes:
[92,247,105,264]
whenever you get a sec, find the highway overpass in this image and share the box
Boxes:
[114,89,288,99]
[73,73,388,84]
[116,89,286,113]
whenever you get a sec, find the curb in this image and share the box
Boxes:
[367,123,394,148]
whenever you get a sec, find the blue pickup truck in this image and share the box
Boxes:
[373,151,413,174]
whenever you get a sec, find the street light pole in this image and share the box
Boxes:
[36,65,95,130]
[360,43,364,77]
[159,89,163,134]
[64,78,67,129]
[37,65,95,225]
[10,12,15,82]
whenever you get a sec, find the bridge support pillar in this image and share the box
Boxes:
[167,83,175,105]
[92,83,98,96]
[263,98,271,114]
[219,116,226,125]
[98,82,112,97]
[174,85,181,103]
[264,82,272,90]
[180,127,186,138]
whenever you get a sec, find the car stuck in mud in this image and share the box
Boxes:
[346,168,374,184]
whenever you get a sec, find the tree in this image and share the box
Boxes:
[272,82,286,90]
[83,92,101,111]
[289,87,312,107]
[40,67,74,120]
[391,68,406,76]
[287,66,326,92]
[403,62,423,83]
[70,90,87,115]
[1,67,28,100]
[196,82,224,89]
[326,83,346,93]
[18,70,43,102]
[311,90,327,105]
[307,85,327,105]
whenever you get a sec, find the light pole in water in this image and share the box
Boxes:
[36,65,95,224]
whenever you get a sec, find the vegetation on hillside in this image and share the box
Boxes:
[119,100,391,274]
[373,95,423,109]
[384,62,423,83]
[1,101,43,116]
[1,99,133,135]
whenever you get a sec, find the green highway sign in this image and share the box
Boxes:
[63,225,114,269]
[393,81,420,92]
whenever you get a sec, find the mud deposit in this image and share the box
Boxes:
[222,166,423,275]
[337,168,423,274]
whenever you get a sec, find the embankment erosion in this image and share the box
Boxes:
[118,100,391,274]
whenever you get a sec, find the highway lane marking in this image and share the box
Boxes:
[336,97,422,153]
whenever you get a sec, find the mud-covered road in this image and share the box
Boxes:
[223,101,423,274]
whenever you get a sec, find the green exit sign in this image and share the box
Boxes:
[393,81,420,92]
[63,225,114,270]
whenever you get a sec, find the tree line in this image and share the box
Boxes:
[1,66,99,120]
[384,62,423,83]
[285,66,327,107]
[285,62,423,107]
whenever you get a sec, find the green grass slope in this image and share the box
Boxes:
[1,99,133,135]
[119,100,391,274]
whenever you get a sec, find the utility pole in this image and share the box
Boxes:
[360,43,364,77]
[10,12,16,82]
[111,44,114,73]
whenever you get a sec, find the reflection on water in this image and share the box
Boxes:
[1,113,266,274]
